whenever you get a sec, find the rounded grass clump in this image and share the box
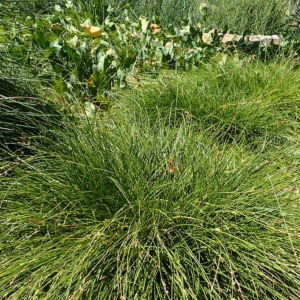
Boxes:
[124,56,300,149]
[1,105,299,299]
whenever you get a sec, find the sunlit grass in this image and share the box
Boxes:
[1,85,300,298]
[1,1,300,298]
[200,0,287,34]
[120,0,288,33]
[123,55,300,150]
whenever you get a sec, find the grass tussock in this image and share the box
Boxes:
[1,85,300,298]
[1,1,300,299]
[123,55,300,149]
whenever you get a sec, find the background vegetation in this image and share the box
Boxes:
[1,0,300,299]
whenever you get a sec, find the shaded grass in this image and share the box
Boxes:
[0,31,65,158]
[0,78,65,158]
[1,92,300,298]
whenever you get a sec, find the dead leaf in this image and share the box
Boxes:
[150,23,161,33]
[80,24,103,37]
[86,77,94,86]
[167,160,175,174]
[50,23,60,30]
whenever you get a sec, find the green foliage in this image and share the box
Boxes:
[111,0,289,34]
[186,0,288,34]
[0,97,62,157]
[0,52,63,157]
[122,55,300,148]
[0,75,64,157]
[27,3,220,101]
[2,0,299,105]
[1,95,300,298]
[124,0,201,27]
[1,1,300,299]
